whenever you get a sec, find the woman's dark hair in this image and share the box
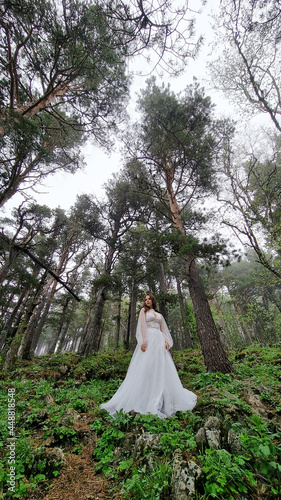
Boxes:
[143,292,157,312]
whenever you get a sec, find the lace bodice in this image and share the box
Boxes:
[146,309,162,329]
[136,307,173,347]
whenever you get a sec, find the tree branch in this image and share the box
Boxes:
[0,231,80,301]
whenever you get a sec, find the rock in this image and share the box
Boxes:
[58,408,80,427]
[255,385,272,394]
[224,404,240,417]
[45,447,67,465]
[133,433,161,458]
[245,391,264,408]
[244,389,269,417]
[59,364,69,374]
[141,454,157,472]
[113,431,140,463]
[176,363,185,371]
[204,416,221,450]
[195,427,207,453]
[196,417,222,451]
[31,447,67,478]
[171,449,201,500]
[227,429,242,455]
[235,352,247,361]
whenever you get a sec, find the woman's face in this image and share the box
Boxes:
[145,295,153,309]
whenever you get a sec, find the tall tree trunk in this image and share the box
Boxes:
[3,298,38,371]
[129,280,137,345]
[0,246,19,287]
[165,171,232,373]
[230,295,252,344]
[34,336,45,356]
[1,285,31,350]
[3,270,37,336]
[58,320,71,352]
[80,236,117,355]
[115,292,122,349]
[3,270,48,369]
[80,286,107,355]
[1,290,15,320]
[26,282,57,358]
[19,232,75,359]
[17,277,54,360]
[48,297,71,354]
[79,304,93,349]
[176,277,193,348]
[125,300,131,348]
[159,261,169,320]
[74,332,83,353]
[184,258,232,372]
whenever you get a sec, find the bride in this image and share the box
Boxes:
[100,292,197,418]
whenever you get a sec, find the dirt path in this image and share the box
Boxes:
[42,446,113,500]
[27,411,117,500]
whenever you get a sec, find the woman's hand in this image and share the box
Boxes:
[141,343,147,352]
[165,341,169,351]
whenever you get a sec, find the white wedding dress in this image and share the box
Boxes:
[100,308,197,418]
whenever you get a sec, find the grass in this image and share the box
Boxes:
[0,344,280,498]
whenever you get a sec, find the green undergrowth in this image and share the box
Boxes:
[0,344,280,498]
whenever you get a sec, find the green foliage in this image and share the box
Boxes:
[0,348,280,498]
[199,448,257,499]
[93,424,126,475]
[0,435,63,498]
[239,414,281,493]
[121,462,172,499]
[192,371,234,390]
[43,425,78,444]
[185,303,197,339]
[208,252,281,346]
[93,410,199,481]
[72,350,132,381]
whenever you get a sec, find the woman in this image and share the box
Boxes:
[100,293,197,418]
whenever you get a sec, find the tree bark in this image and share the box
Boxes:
[176,277,193,349]
[3,298,38,371]
[79,227,119,355]
[48,297,71,354]
[1,285,30,351]
[0,245,19,287]
[18,277,54,360]
[159,260,169,320]
[0,232,80,300]
[58,320,71,352]
[125,301,131,349]
[79,304,93,349]
[115,292,122,349]
[19,231,76,359]
[25,280,58,358]
[129,281,137,345]
[80,286,107,356]
[184,258,232,372]
[165,166,232,373]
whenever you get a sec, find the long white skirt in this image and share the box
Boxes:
[100,327,197,418]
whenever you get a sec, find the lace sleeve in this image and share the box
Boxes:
[136,308,147,345]
[160,314,174,348]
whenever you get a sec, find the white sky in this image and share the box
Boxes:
[2,0,269,215]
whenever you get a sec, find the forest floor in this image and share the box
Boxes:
[0,344,281,499]
[40,446,111,500]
